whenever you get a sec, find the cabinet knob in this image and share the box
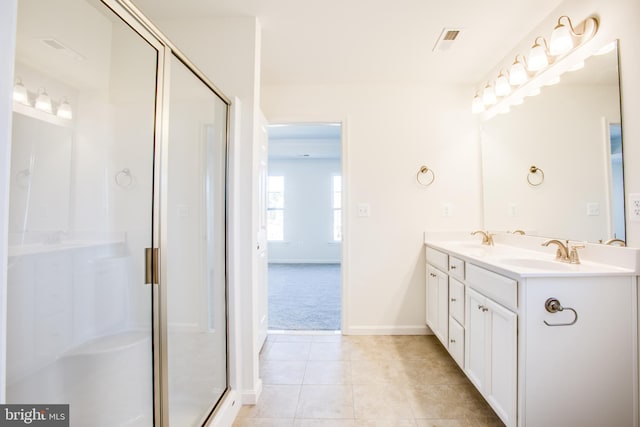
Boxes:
[450,339,456,343]
[451,298,457,302]
[478,304,488,312]
[430,273,437,277]
[450,265,457,270]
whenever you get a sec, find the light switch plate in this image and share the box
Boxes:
[629,193,640,222]
[586,202,600,216]
[357,203,371,217]
[442,203,453,217]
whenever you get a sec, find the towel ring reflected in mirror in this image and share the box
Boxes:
[527,165,545,186]
[115,168,133,188]
[416,165,435,187]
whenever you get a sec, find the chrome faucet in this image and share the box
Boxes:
[471,230,494,246]
[542,239,584,264]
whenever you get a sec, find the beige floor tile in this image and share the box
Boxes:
[465,416,505,427]
[233,418,295,427]
[263,342,312,361]
[356,420,417,426]
[351,358,409,386]
[294,420,357,427]
[272,334,316,343]
[295,384,355,419]
[406,384,495,420]
[304,361,352,385]
[261,360,307,385]
[241,385,301,419]
[312,334,345,343]
[309,342,351,361]
[414,420,470,427]
[353,383,415,420]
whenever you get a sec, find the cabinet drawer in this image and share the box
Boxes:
[426,247,448,272]
[448,256,465,279]
[449,278,465,324]
[448,317,464,368]
[466,263,517,310]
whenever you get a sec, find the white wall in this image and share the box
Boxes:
[262,84,482,334]
[0,0,18,403]
[268,158,342,263]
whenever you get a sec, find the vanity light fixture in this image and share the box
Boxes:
[35,88,52,113]
[508,56,528,86]
[482,83,497,106]
[527,37,550,72]
[13,79,29,105]
[471,14,599,116]
[495,71,511,97]
[56,98,73,119]
[471,93,484,114]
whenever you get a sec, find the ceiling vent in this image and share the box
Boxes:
[432,28,463,52]
[40,38,86,61]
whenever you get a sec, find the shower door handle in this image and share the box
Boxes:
[145,248,159,284]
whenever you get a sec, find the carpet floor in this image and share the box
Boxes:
[268,263,341,331]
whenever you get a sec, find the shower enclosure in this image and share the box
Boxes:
[5,0,230,425]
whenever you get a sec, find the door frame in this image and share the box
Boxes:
[261,118,349,333]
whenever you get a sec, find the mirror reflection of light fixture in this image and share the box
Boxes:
[527,37,550,72]
[35,88,52,113]
[13,79,29,105]
[56,98,73,119]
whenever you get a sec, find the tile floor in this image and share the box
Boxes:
[233,333,505,427]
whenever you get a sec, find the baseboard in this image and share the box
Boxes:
[239,378,263,405]
[343,325,430,335]
[268,259,341,264]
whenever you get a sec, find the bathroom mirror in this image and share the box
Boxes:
[481,41,624,244]
[9,112,73,235]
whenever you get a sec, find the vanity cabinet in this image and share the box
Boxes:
[426,265,448,346]
[465,287,517,426]
[425,239,639,427]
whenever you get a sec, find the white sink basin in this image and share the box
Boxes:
[492,257,575,271]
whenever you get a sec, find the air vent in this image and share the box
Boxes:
[40,38,86,61]
[433,28,463,52]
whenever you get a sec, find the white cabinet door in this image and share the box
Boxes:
[448,317,464,368]
[449,277,465,323]
[426,265,448,345]
[465,287,488,391]
[466,288,517,427]
[485,297,517,427]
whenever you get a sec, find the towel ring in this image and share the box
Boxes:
[416,165,435,187]
[527,165,544,186]
[115,168,133,188]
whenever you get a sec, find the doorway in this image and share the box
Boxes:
[266,123,343,331]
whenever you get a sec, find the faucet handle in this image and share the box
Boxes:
[569,244,585,264]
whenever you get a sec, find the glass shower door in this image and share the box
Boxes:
[163,54,229,425]
[7,0,160,425]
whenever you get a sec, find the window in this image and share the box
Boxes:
[333,175,342,241]
[267,176,284,241]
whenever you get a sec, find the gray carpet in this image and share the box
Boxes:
[268,263,341,331]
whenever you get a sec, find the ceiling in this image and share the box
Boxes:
[131,0,565,86]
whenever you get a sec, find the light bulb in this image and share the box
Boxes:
[527,39,549,72]
[471,94,484,114]
[57,99,73,119]
[549,21,573,56]
[35,89,52,113]
[13,80,29,105]
[482,84,496,106]
[495,72,511,97]
[509,59,527,86]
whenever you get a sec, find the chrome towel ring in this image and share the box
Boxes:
[527,165,544,186]
[416,165,435,187]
